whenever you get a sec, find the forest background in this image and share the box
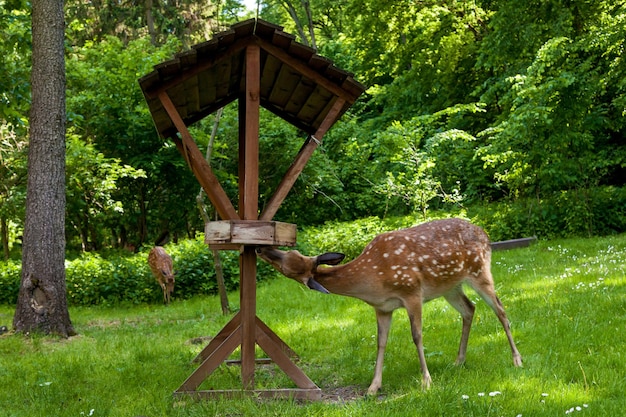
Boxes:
[1,0,625,260]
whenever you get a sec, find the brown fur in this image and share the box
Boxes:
[148,246,175,304]
[257,218,522,394]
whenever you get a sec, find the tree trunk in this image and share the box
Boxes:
[281,0,310,47]
[145,0,157,46]
[13,0,75,337]
[1,216,9,260]
[302,0,316,50]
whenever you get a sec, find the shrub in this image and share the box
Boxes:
[0,260,20,305]
[471,185,626,241]
[1,235,276,306]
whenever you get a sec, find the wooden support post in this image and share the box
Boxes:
[240,43,260,221]
[239,43,261,390]
[158,91,239,221]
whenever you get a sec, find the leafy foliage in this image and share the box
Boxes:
[2,0,626,255]
[1,236,277,306]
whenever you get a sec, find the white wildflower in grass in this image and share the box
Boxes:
[478,392,485,397]
[565,404,589,414]
[489,391,502,397]
[462,395,470,400]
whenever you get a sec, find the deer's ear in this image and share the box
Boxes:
[316,252,345,266]
[307,278,330,294]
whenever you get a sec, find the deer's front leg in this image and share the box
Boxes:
[405,297,431,390]
[367,309,392,395]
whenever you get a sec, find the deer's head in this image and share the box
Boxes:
[256,247,345,293]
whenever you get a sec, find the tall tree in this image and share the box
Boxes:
[13,0,75,337]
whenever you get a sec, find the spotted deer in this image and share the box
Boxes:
[148,246,175,304]
[257,218,522,395]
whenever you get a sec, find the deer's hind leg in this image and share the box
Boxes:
[468,269,523,367]
[444,286,475,365]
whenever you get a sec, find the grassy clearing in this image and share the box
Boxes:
[0,233,625,416]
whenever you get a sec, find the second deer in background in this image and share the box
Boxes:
[148,246,175,304]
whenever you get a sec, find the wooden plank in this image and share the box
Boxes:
[176,324,242,392]
[240,44,260,221]
[274,222,297,246]
[258,38,362,103]
[270,28,296,49]
[232,222,274,244]
[183,75,201,116]
[205,221,296,246]
[138,71,160,92]
[231,18,256,37]
[259,101,316,134]
[158,91,239,220]
[491,237,537,251]
[204,221,232,243]
[267,64,302,108]
[307,54,331,72]
[215,59,233,99]
[298,85,334,124]
[255,316,298,359]
[142,37,252,100]
[193,311,241,363]
[207,243,242,251]
[197,67,217,109]
[237,46,262,396]
[155,57,181,78]
[256,326,318,390]
[284,77,316,115]
[215,28,236,47]
[174,388,322,401]
[167,83,189,120]
[288,42,315,62]
[192,37,219,55]
[176,48,198,67]
[254,18,284,38]
[239,247,257,390]
[310,95,340,131]
[260,54,282,98]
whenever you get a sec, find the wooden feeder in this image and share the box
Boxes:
[139,18,365,400]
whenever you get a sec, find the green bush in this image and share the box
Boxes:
[0,235,277,306]
[2,189,624,307]
[472,186,626,241]
[0,260,20,305]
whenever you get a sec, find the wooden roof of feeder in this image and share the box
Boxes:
[139,18,366,139]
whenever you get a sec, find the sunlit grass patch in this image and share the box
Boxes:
[1,232,625,416]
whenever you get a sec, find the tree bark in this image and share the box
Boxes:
[1,216,8,260]
[13,0,75,337]
[145,0,157,46]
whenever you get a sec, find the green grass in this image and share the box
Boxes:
[1,233,625,416]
